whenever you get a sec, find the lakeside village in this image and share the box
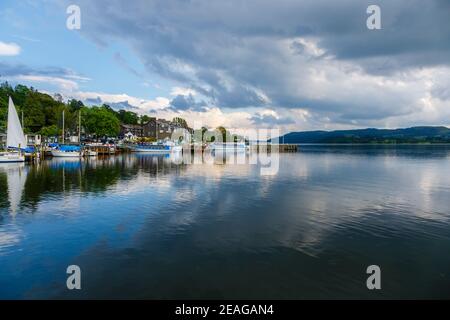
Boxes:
[0,83,297,162]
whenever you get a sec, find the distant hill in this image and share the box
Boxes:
[274,126,450,144]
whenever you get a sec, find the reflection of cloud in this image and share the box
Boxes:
[0,163,27,216]
[0,229,22,255]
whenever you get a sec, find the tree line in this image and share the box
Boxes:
[0,82,183,138]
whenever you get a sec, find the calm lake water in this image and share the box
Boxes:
[1,145,450,299]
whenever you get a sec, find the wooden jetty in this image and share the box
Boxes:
[86,145,118,155]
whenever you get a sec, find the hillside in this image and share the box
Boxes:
[275,127,450,144]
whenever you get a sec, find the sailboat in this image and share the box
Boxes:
[0,97,26,163]
[50,110,82,157]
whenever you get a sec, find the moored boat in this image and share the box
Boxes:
[131,143,171,153]
[0,97,26,163]
[207,142,248,152]
[0,152,25,163]
[51,145,82,157]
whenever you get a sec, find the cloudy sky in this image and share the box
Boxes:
[1,0,449,132]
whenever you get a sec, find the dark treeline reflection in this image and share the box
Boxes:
[0,154,187,213]
[0,172,7,208]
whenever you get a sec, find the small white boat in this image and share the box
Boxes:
[51,150,82,157]
[51,146,82,158]
[1,97,26,163]
[207,142,248,152]
[51,150,81,158]
[0,152,25,163]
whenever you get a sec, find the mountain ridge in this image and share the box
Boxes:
[274,126,450,144]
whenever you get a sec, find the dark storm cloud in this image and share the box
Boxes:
[84,96,141,111]
[250,113,295,126]
[58,0,450,125]
[85,97,102,105]
[168,94,207,112]
[108,100,140,111]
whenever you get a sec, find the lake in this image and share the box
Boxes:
[1,145,450,299]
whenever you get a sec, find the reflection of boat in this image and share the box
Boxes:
[172,145,182,152]
[49,157,82,171]
[134,152,170,158]
[164,141,183,153]
[84,149,98,157]
[0,97,26,163]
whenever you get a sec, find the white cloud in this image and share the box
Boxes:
[170,87,197,96]
[14,75,79,91]
[0,41,21,56]
[68,90,259,130]
[69,91,170,112]
[61,0,450,130]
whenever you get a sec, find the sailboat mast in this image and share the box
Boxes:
[62,110,65,144]
[78,110,81,144]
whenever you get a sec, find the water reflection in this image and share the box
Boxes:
[1,146,450,299]
[0,163,27,216]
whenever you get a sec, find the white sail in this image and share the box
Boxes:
[7,97,27,149]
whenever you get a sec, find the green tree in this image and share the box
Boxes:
[0,107,6,132]
[83,106,120,137]
[22,91,46,132]
[173,117,188,128]
[68,99,84,112]
[140,114,150,124]
[216,126,228,142]
[39,125,60,137]
[118,110,139,125]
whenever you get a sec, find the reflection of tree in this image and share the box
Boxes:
[133,154,186,177]
[22,159,128,210]
[0,172,8,209]
[16,155,188,211]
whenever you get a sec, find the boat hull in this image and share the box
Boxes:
[51,150,82,157]
[0,153,25,163]
[132,146,171,153]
